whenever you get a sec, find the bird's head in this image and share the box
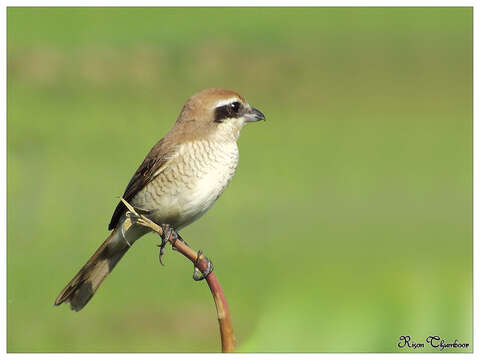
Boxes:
[173,88,265,142]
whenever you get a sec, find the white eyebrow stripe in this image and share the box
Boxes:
[214,98,240,108]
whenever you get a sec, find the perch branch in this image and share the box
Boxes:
[120,198,236,353]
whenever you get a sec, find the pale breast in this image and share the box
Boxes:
[133,140,239,229]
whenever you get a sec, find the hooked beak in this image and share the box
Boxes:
[245,107,266,122]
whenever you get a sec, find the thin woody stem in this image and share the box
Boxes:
[120,198,236,353]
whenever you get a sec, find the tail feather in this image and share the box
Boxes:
[54,228,130,311]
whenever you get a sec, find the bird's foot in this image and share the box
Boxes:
[157,224,178,265]
[193,250,214,281]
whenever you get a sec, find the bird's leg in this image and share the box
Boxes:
[193,250,214,281]
[123,198,213,281]
[157,224,176,265]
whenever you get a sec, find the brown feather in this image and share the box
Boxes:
[108,88,245,230]
[54,229,129,311]
[109,138,175,230]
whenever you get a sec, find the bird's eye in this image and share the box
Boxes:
[214,101,242,123]
[230,102,241,113]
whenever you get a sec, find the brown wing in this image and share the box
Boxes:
[108,138,175,230]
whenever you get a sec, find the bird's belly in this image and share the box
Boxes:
[133,141,238,230]
[171,172,229,228]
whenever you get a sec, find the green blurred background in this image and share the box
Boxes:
[7,7,472,353]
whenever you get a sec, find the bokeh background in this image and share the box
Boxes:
[7,7,472,353]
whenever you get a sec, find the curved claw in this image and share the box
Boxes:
[157,224,175,265]
[171,233,188,251]
[157,243,166,265]
[193,250,214,281]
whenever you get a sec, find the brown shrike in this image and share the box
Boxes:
[54,88,265,311]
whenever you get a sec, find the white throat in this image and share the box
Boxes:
[214,117,245,142]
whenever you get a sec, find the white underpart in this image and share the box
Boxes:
[215,116,246,142]
[133,138,240,230]
[178,140,239,225]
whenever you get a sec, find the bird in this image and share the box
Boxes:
[54,88,265,311]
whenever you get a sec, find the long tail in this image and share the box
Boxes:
[54,228,131,311]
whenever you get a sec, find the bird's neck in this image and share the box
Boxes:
[211,118,245,143]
